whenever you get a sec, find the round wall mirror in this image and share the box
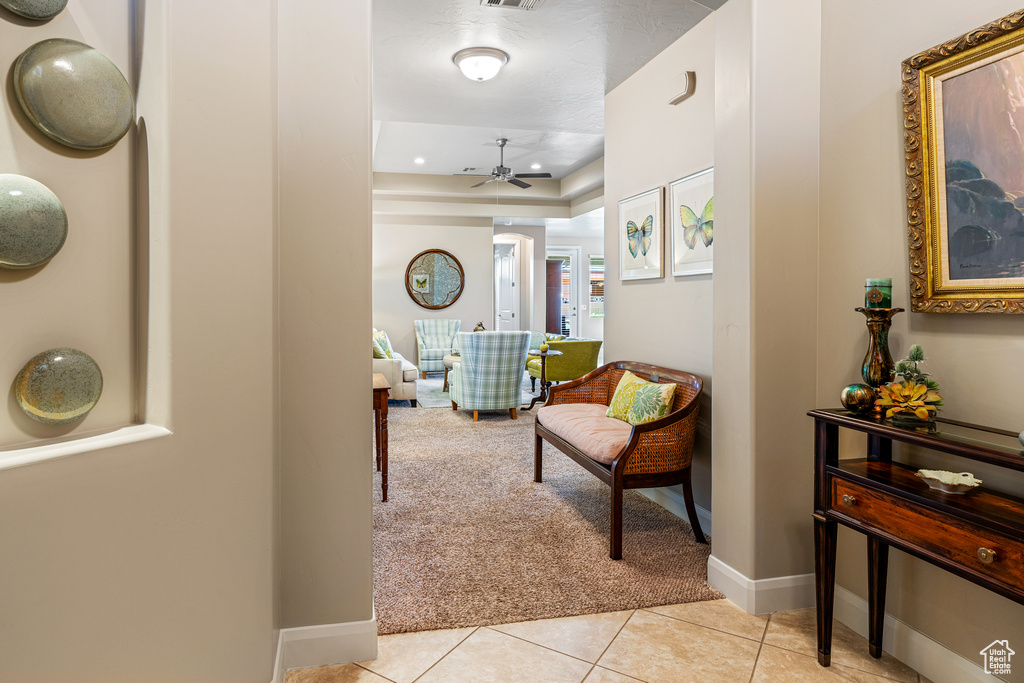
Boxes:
[405,249,465,309]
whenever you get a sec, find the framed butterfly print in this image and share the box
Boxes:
[618,187,664,280]
[669,168,714,276]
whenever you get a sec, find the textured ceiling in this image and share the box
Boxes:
[372,0,718,179]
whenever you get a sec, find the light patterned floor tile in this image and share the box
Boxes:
[583,666,645,683]
[286,663,391,683]
[415,626,593,683]
[764,609,917,682]
[752,644,898,682]
[646,599,768,641]
[490,610,633,663]
[597,608,760,682]
[357,626,476,683]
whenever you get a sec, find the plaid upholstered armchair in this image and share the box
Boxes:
[414,319,461,378]
[449,331,531,421]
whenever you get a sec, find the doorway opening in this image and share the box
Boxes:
[546,245,581,337]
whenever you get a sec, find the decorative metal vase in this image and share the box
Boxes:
[855,307,903,417]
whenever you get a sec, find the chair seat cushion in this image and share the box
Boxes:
[537,403,632,465]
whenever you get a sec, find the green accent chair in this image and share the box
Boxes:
[527,338,603,393]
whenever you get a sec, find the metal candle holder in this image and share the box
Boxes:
[855,307,903,417]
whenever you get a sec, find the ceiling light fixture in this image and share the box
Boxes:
[414,157,425,164]
[531,163,541,170]
[452,47,509,82]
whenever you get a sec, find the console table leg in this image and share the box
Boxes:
[868,537,888,658]
[814,514,837,667]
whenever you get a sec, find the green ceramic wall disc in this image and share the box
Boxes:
[0,174,68,269]
[13,38,135,150]
[14,348,103,425]
[0,0,68,20]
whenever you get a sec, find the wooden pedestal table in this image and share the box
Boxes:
[809,408,1024,668]
[373,372,391,502]
[442,353,460,392]
[523,349,563,411]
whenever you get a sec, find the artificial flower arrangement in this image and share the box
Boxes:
[875,344,943,421]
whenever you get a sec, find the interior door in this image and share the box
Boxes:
[545,260,561,334]
[494,242,518,331]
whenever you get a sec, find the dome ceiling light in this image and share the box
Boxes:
[452,47,509,82]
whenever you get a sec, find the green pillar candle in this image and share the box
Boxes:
[865,278,892,308]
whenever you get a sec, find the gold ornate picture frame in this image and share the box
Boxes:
[903,9,1024,313]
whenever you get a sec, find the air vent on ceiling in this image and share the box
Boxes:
[481,0,544,10]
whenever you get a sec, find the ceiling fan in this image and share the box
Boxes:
[455,138,552,189]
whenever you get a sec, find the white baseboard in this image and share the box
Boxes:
[271,613,377,682]
[639,486,712,537]
[706,555,815,615]
[833,586,994,683]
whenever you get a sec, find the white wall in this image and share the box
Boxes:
[0,0,278,678]
[278,0,374,630]
[373,218,493,362]
[819,0,1024,667]
[604,14,716,512]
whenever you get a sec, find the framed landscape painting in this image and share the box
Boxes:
[618,187,664,280]
[903,8,1024,313]
[669,168,714,276]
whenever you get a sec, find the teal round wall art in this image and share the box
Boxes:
[0,174,68,269]
[0,0,68,20]
[14,348,103,425]
[13,38,134,150]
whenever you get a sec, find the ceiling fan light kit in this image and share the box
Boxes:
[452,47,509,82]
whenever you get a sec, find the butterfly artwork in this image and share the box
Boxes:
[412,273,430,292]
[680,196,713,250]
[619,187,664,280]
[670,168,714,276]
[626,215,654,259]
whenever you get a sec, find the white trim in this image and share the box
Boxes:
[639,487,712,537]
[0,424,172,471]
[706,555,815,615]
[273,613,377,679]
[833,586,992,683]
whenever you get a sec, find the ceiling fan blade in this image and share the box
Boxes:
[513,173,552,179]
[471,178,497,188]
[508,178,532,189]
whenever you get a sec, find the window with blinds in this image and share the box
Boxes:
[589,256,604,318]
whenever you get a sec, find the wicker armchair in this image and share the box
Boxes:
[534,361,705,559]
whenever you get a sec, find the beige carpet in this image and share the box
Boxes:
[373,406,722,635]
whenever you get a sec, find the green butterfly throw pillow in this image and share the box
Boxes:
[606,370,676,426]
[372,329,394,359]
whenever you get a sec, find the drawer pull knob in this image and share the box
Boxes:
[841,494,857,507]
[978,548,997,564]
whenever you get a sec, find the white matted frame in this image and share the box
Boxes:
[618,187,664,280]
[670,167,714,276]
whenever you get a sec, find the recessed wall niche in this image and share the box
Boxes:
[0,1,141,450]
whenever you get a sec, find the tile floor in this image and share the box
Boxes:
[286,600,931,683]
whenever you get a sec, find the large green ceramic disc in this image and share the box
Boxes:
[0,0,68,20]
[0,174,68,269]
[14,38,134,150]
[14,348,103,425]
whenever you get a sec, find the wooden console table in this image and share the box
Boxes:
[374,373,390,502]
[810,409,1024,667]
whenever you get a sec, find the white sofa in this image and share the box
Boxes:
[373,351,418,406]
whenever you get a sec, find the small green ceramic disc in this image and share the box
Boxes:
[0,0,68,20]
[14,348,103,425]
[14,38,135,150]
[0,174,68,269]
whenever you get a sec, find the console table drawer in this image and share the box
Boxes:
[830,478,1024,590]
